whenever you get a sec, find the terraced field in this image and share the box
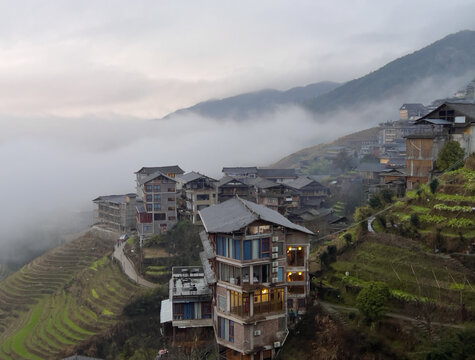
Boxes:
[0,232,142,360]
[386,159,475,250]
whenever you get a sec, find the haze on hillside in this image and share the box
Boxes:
[0,1,474,267]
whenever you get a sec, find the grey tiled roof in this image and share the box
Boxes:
[92,193,136,204]
[135,165,184,175]
[222,166,258,175]
[177,171,217,184]
[138,171,177,185]
[257,168,297,178]
[217,176,249,187]
[355,163,388,173]
[199,197,313,235]
[243,177,280,189]
[418,102,475,122]
[287,176,325,190]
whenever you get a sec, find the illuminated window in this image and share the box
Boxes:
[286,271,304,282]
[286,246,305,266]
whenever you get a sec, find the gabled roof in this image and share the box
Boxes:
[256,168,297,178]
[92,193,136,204]
[222,167,258,175]
[287,176,325,190]
[355,162,387,173]
[138,171,177,185]
[135,165,184,175]
[217,175,250,187]
[243,176,283,189]
[416,102,475,124]
[176,171,217,184]
[199,197,313,235]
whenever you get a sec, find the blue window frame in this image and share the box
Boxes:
[234,240,241,260]
[243,240,251,260]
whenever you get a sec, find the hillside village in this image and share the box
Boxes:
[0,98,474,360]
[85,91,475,359]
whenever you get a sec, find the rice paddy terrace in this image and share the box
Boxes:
[388,157,475,247]
[0,232,142,360]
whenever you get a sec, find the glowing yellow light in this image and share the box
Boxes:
[298,246,302,250]
[288,272,292,275]
[298,272,302,276]
[262,289,268,294]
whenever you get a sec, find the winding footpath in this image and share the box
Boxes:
[113,242,156,288]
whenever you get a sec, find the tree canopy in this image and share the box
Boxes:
[356,281,390,324]
[436,141,465,171]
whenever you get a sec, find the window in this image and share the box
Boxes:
[247,225,271,235]
[202,302,212,319]
[173,303,184,320]
[253,264,270,283]
[168,216,176,221]
[216,236,241,260]
[146,194,152,202]
[253,288,283,314]
[143,225,151,232]
[218,295,226,312]
[218,317,234,342]
[288,285,305,294]
[277,267,284,282]
[154,213,166,221]
[287,271,304,282]
[298,299,306,308]
[230,291,250,317]
[261,238,270,258]
[145,185,152,192]
[153,203,161,211]
[197,194,209,201]
[287,246,305,266]
[168,188,175,192]
[218,263,242,284]
[154,194,161,202]
[168,197,174,202]
[153,185,160,192]
[168,206,175,211]
[146,204,152,211]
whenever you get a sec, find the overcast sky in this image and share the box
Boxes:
[0,0,474,119]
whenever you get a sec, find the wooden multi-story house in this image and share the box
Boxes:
[406,102,475,188]
[287,177,330,209]
[199,198,313,360]
[217,176,253,203]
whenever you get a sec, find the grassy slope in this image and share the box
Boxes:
[0,233,143,360]
[270,126,380,169]
[322,157,475,314]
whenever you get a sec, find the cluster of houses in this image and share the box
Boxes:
[91,99,475,360]
[92,166,332,237]
[328,102,475,197]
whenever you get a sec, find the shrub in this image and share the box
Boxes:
[356,282,390,324]
[410,213,420,227]
[437,141,465,171]
[429,178,439,194]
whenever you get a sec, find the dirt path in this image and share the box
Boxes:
[319,301,465,329]
[113,242,156,288]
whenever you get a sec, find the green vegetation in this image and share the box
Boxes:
[356,282,390,324]
[436,140,465,171]
[0,233,143,359]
